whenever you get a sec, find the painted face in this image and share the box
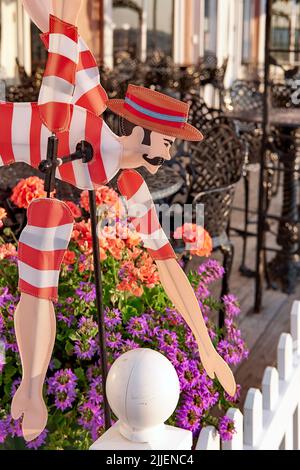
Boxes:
[120,126,176,175]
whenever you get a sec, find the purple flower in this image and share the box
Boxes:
[218,416,235,441]
[177,360,201,391]
[57,311,75,328]
[165,308,185,326]
[157,329,178,350]
[104,308,122,329]
[217,339,248,365]
[0,418,8,444]
[198,259,225,283]
[88,377,103,405]
[86,363,102,382]
[225,384,241,403]
[126,316,149,339]
[0,314,5,334]
[176,404,202,434]
[7,417,23,438]
[0,287,15,307]
[74,338,98,360]
[54,389,77,411]
[26,429,48,449]
[78,402,103,431]
[48,369,77,394]
[76,282,96,303]
[166,348,188,367]
[106,331,123,350]
[11,378,21,398]
[223,294,240,318]
[196,284,210,300]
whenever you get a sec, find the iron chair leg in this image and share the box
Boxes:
[219,242,235,329]
[239,170,250,275]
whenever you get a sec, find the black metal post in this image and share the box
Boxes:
[254,0,272,312]
[89,190,111,430]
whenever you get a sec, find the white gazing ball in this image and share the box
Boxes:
[106,349,180,432]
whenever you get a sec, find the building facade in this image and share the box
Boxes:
[0,0,299,86]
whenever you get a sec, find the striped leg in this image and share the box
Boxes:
[11,199,74,441]
[117,170,176,260]
[38,15,79,133]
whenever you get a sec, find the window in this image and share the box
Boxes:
[271,0,300,65]
[112,0,174,62]
[242,0,253,64]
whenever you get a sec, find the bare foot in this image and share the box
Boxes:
[21,398,48,442]
[11,385,48,442]
[211,352,236,397]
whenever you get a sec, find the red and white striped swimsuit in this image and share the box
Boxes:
[0,102,121,190]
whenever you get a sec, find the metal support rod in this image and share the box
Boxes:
[254,0,272,313]
[88,190,111,430]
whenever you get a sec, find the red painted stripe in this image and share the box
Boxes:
[39,102,71,133]
[85,112,107,187]
[126,92,187,118]
[132,206,161,235]
[0,103,14,165]
[147,243,176,260]
[18,243,65,271]
[44,53,76,83]
[30,103,43,168]
[56,106,77,187]
[19,279,58,301]
[27,199,73,228]
[75,85,108,115]
[117,170,144,200]
[124,104,183,128]
[77,50,97,71]
[50,15,78,42]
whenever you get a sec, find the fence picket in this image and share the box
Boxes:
[222,408,243,450]
[196,303,300,451]
[262,367,279,411]
[196,426,220,450]
[244,388,262,447]
[291,301,300,354]
[277,333,293,381]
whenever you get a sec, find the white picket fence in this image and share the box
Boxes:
[196,300,300,450]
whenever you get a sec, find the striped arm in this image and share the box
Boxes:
[117,170,176,260]
[18,199,74,301]
[0,102,122,190]
[40,34,108,116]
[38,15,79,133]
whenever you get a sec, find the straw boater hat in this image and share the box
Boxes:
[108,84,203,142]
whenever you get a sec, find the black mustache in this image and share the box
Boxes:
[143,155,166,167]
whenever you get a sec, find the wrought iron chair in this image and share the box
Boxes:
[221,80,282,276]
[188,123,244,326]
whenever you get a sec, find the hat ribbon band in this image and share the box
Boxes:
[124,97,186,124]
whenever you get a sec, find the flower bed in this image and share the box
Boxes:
[0,177,248,450]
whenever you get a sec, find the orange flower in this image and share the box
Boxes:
[136,253,160,288]
[0,243,17,260]
[174,223,213,257]
[62,250,76,266]
[80,186,119,212]
[11,177,54,209]
[0,208,7,221]
[72,220,92,252]
[63,201,82,219]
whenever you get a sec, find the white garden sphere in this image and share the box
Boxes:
[106,348,180,443]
